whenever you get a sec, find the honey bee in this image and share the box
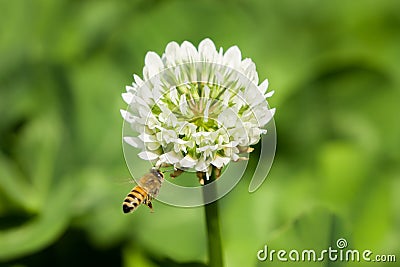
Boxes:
[122,168,164,214]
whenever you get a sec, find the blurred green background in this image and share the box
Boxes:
[1,0,399,266]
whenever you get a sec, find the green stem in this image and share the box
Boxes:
[203,168,224,267]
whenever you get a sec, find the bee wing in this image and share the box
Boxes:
[137,173,154,188]
[113,177,137,186]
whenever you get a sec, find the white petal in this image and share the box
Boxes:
[203,84,210,99]
[152,84,163,102]
[197,144,218,153]
[142,67,149,80]
[174,138,188,144]
[217,47,224,64]
[144,51,164,78]
[160,129,177,143]
[180,155,197,168]
[138,151,159,161]
[177,122,197,136]
[170,87,179,105]
[216,131,229,145]
[258,79,269,94]
[218,109,237,128]
[138,132,156,142]
[120,109,136,124]
[122,92,133,104]
[195,158,208,172]
[255,107,275,127]
[222,141,239,148]
[138,106,151,119]
[243,60,258,84]
[133,74,144,86]
[165,41,181,65]
[123,136,143,148]
[181,41,198,62]
[223,46,241,67]
[269,108,276,118]
[135,84,154,105]
[179,94,188,115]
[265,90,274,98]
[125,85,136,92]
[222,89,231,107]
[147,142,161,150]
[133,96,150,110]
[211,155,230,169]
[203,100,211,122]
[198,38,217,62]
[241,58,253,70]
[159,151,181,164]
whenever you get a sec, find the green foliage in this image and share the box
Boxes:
[1,0,399,266]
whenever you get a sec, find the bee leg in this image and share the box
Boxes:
[144,196,154,212]
[147,201,154,212]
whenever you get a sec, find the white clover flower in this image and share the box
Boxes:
[121,38,275,179]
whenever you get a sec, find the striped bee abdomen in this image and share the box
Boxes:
[122,169,163,214]
[122,186,147,214]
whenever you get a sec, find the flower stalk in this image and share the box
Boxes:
[201,168,224,267]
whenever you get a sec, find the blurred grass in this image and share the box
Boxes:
[0,0,399,266]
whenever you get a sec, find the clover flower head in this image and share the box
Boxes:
[121,38,275,179]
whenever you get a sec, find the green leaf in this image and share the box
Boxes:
[0,178,73,261]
